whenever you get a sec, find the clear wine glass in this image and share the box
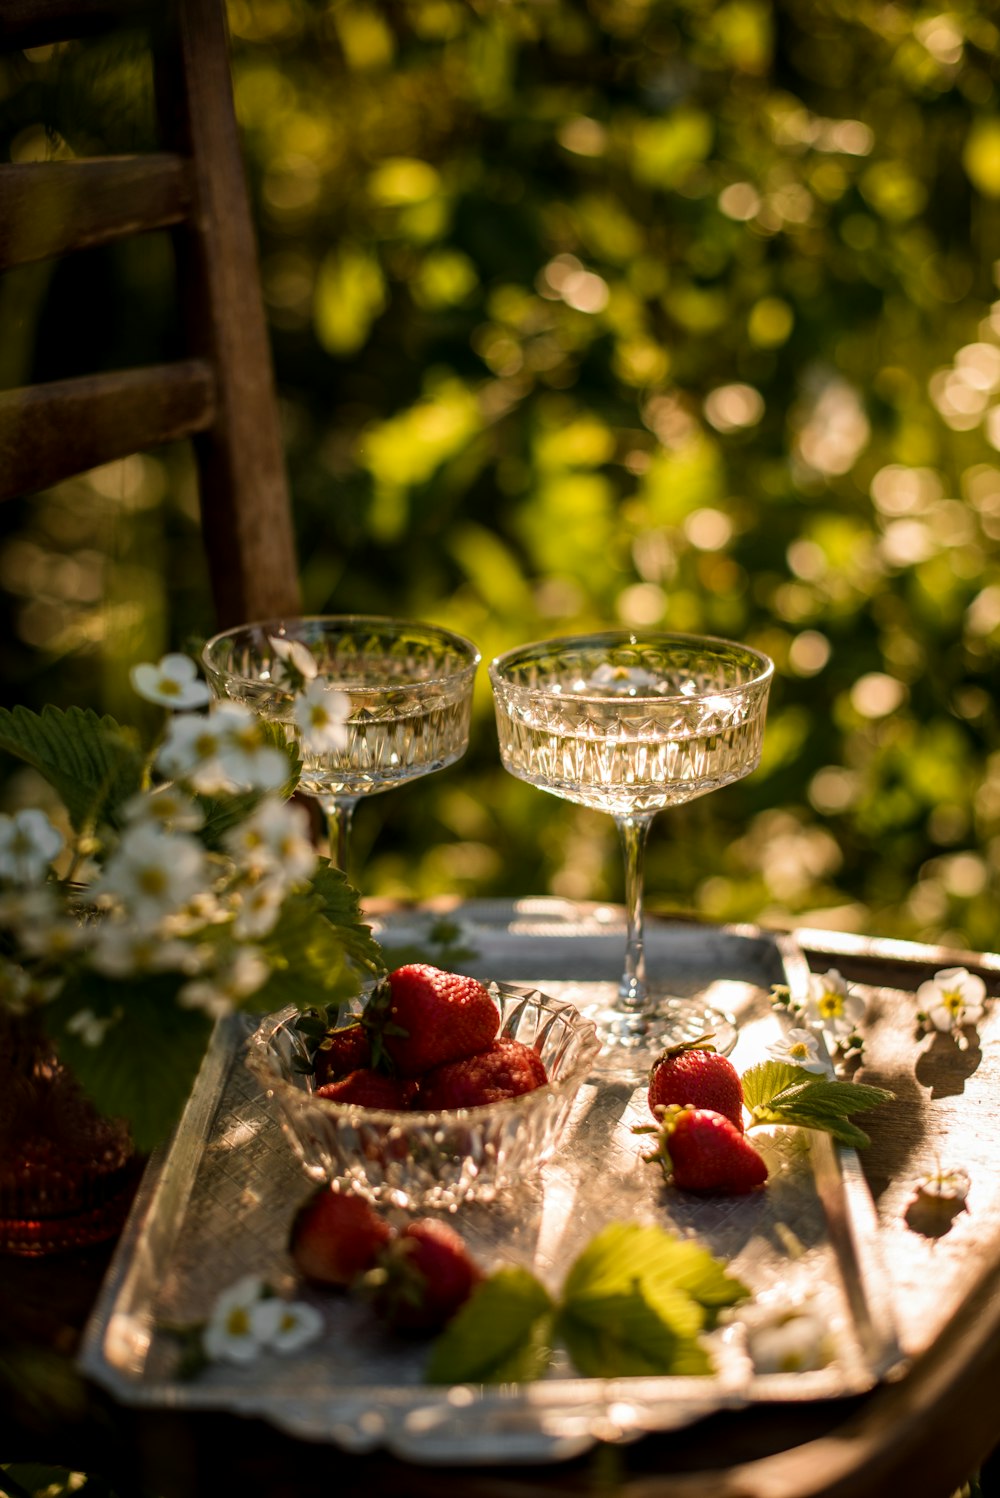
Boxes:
[202,616,480,874]
[489,631,773,1064]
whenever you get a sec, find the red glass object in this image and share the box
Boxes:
[0,1017,140,1256]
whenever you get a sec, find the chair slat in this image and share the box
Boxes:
[0,361,216,502]
[0,0,149,49]
[0,156,191,273]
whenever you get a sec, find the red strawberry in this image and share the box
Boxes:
[316,1069,417,1109]
[417,1039,548,1111]
[641,1106,768,1195]
[314,1023,371,1085]
[289,1186,394,1286]
[367,1218,482,1333]
[362,964,499,1079]
[647,1036,744,1132]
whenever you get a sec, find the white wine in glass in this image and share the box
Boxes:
[489,630,773,1063]
[203,616,480,875]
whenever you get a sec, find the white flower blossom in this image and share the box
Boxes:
[269,635,319,684]
[224,798,317,885]
[178,947,269,1018]
[255,1297,324,1354]
[292,678,351,754]
[747,1307,831,1374]
[89,924,202,978]
[156,712,233,792]
[202,1276,323,1364]
[231,877,286,940]
[131,653,211,710]
[586,662,662,693]
[123,786,204,833]
[66,1007,115,1046]
[767,1027,827,1074]
[214,705,289,791]
[803,968,866,1042]
[91,824,208,929]
[917,967,986,1035]
[0,809,63,884]
[202,1275,271,1364]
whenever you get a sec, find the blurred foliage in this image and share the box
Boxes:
[2,0,1000,951]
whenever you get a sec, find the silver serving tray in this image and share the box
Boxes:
[79,902,903,1464]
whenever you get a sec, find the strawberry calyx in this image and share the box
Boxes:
[650,1033,719,1069]
[358,974,409,1074]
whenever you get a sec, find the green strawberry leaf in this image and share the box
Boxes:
[743,1062,894,1149]
[425,1269,555,1385]
[563,1221,749,1330]
[741,1059,818,1112]
[47,971,213,1152]
[305,861,384,974]
[556,1285,713,1379]
[748,1106,875,1149]
[0,704,145,832]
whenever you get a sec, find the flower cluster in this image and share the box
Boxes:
[771,968,866,1061]
[0,652,377,1149]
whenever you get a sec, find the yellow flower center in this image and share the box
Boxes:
[789,1041,811,1060]
[226,1306,251,1336]
[818,992,843,1018]
[942,990,964,1016]
[157,676,181,696]
[139,867,168,896]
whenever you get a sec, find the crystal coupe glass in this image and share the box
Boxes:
[203,616,480,873]
[489,631,773,1062]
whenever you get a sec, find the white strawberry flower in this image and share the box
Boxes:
[746,1305,831,1374]
[224,798,317,885]
[156,711,233,792]
[123,785,204,833]
[766,1027,827,1074]
[803,968,865,1042]
[178,946,269,1018]
[230,877,286,940]
[585,662,662,693]
[130,653,211,710]
[916,967,986,1036]
[0,808,63,884]
[268,635,319,684]
[89,923,202,978]
[91,824,208,929]
[256,1297,324,1355]
[66,1006,116,1047]
[214,704,289,791]
[202,1275,271,1364]
[292,678,351,754]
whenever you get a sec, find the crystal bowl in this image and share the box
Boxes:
[244,983,600,1210]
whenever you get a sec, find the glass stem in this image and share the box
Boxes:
[615,813,654,1014]
[320,797,358,875]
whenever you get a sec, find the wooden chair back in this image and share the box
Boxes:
[0,0,301,627]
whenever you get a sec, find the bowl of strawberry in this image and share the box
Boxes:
[245,964,601,1209]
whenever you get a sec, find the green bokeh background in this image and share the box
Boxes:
[2,0,1000,951]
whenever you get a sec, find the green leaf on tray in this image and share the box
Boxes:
[425,1268,555,1385]
[742,1061,894,1148]
[556,1284,713,1379]
[563,1221,750,1329]
[0,704,145,832]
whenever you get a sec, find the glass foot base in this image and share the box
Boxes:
[591,1001,738,1076]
